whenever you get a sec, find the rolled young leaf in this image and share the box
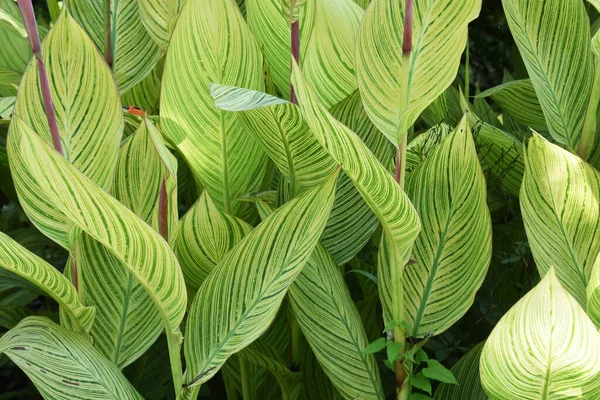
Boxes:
[183,171,338,389]
[480,269,600,400]
[501,0,593,148]
[161,0,268,216]
[404,116,492,337]
[355,0,481,145]
[11,11,123,249]
[0,317,142,400]
[8,117,187,338]
[520,134,600,305]
[0,232,95,333]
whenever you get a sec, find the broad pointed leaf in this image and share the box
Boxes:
[137,0,187,50]
[355,0,481,145]
[480,270,600,400]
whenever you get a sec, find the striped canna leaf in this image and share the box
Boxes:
[404,116,491,337]
[137,0,187,50]
[434,343,488,400]
[7,117,187,339]
[477,80,547,133]
[182,171,338,391]
[290,62,421,326]
[0,317,143,400]
[11,11,123,249]
[67,118,178,368]
[480,269,600,400]
[0,232,95,333]
[587,253,600,329]
[67,0,162,93]
[161,0,268,217]
[520,134,600,306]
[501,0,593,149]
[356,0,481,145]
[0,0,31,94]
[175,190,252,294]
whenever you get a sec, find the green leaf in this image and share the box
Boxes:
[0,317,142,400]
[434,343,488,400]
[290,62,421,328]
[477,80,547,132]
[0,95,14,119]
[289,244,384,399]
[121,58,164,114]
[0,232,95,332]
[386,341,402,365]
[182,172,338,389]
[8,117,187,338]
[67,0,162,92]
[411,372,432,395]
[175,191,252,293]
[161,0,268,217]
[587,255,600,329]
[502,0,593,148]
[137,0,187,50]
[362,338,387,355]
[520,134,600,305]
[355,0,481,144]
[0,0,30,76]
[480,269,600,399]
[409,394,433,400]
[422,360,457,385]
[12,11,123,249]
[404,117,491,337]
[415,349,428,363]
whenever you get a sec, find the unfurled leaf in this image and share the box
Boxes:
[502,0,592,148]
[422,360,457,385]
[404,117,491,337]
[480,269,600,399]
[0,233,95,332]
[520,134,600,305]
[434,343,487,400]
[161,0,268,216]
[289,244,384,399]
[8,118,186,338]
[176,191,252,293]
[0,317,142,400]
[355,0,481,145]
[11,11,123,249]
[68,0,162,92]
[183,172,337,389]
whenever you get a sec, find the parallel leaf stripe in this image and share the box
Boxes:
[0,233,95,332]
[8,118,186,335]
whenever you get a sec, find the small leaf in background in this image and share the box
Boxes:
[415,349,429,363]
[422,360,458,384]
[409,394,434,400]
[386,341,402,365]
[362,338,387,355]
[411,372,432,395]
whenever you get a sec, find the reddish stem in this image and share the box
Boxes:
[402,0,413,55]
[17,0,63,155]
[158,178,168,241]
[290,20,300,104]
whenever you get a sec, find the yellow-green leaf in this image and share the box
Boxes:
[480,269,600,400]
[520,134,600,305]
[502,0,593,148]
[137,0,187,50]
[0,317,142,400]
[404,116,491,337]
[356,0,481,145]
[161,0,268,216]
[182,172,337,389]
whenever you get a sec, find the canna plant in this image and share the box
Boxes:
[1,0,600,399]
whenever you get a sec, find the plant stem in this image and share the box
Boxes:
[239,357,253,400]
[46,0,60,23]
[17,0,63,155]
[290,20,300,104]
[158,177,168,240]
[104,0,113,68]
[166,330,184,398]
[577,61,600,159]
[395,1,413,399]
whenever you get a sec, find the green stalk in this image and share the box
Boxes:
[239,357,253,400]
[577,61,600,159]
[46,0,60,23]
[167,330,185,398]
[394,1,413,399]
